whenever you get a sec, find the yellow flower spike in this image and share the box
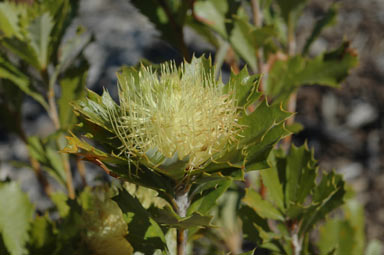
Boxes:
[108,58,243,176]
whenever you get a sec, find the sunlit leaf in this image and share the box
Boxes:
[0,182,34,255]
[0,55,48,110]
[266,42,358,102]
[58,58,88,129]
[243,188,284,221]
[28,13,53,69]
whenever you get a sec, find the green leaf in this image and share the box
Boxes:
[318,219,355,255]
[0,2,25,37]
[185,15,219,48]
[150,205,213,229]
[0,55,48,110]
[203,100,291,174]
[58,59,88,129]
[244,122,291,172]
[239,205,270,245]
[113,189,167,254]
[26,215,56,254]
[56,28,92,74]
[194,1,277,72]
[260,168,284,210]
[284,145,317,205]
[224,67,261,108]
[54,199,84,253]
[276,0,308,24]
[1,37,41,70]
[130,0,189,51]
[27,136,67,187]
[188,179,232,215]
[0,182,34,255]
[193,0,239,38]
[317,198,365,255]
[50,192,70,218]
[239,100,292,146]
[47,0,81,65]
[303,4,338,55]
[299,170,345,234]
[243,188,284,221]
[72,89,117,133]
[28,13,53,69]
[266,43,358,102]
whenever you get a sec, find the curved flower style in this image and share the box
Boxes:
[64,57,291,191]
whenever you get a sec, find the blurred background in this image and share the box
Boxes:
[1,0,383,244]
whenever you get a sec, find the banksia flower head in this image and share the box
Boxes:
[65,56,291,187]
[109,59,242,174]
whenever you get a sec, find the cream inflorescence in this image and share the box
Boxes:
[108,61,242,169]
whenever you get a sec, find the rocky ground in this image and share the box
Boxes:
[0,0,383,245]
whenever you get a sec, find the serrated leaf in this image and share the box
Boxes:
[266,43,358,102]
[113,189,167,254]
[203,101,291,174]
[72,89,117,133]
[58,59,88,129]
[0,182,34,255]
[224,67,261,108]
[57,29,92,74]
[188,179,232,215]
[243,188,284,221]
[27,13,53,69]
[0,55,48,110]
[245,122,291,172]
[149,205,213,229]
[239,100,292,145]
[284,145,317,205]
[1,37,41,69]
[46,0,80,63]
[299,171,345,234]
[0,2,25,37]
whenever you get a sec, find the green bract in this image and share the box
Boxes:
[63,56,291,192]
